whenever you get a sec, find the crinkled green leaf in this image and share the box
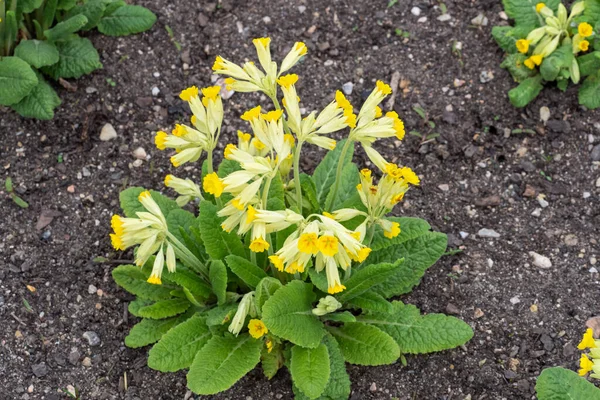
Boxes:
[325,162,359,211]
[321,311,356,323]
[112,264,173,300]
[314,139,354,205]
[492,25,530,54]
[262,281,325,348]
[65,0,106,30]
[365,231,447,298]
[255,277,283,316]
[300,173,320,212]
[267,174,286,211]
[19,0,44,13]
[584,0,600,21]
[290,344,330,399]
[358,301,473,354]
[540,45,573,82]
[502,0,559,27]
[128,298,153,317]
[261,343,284,379]
[11,75,61,120]
[57,0,77,10]
[501,53,538,82]
[347,292,394,314]
[225,255,268,289]
[508,74,544,108]
[369,216,431,252]
[205,303,237,326]
[97,4,157,36]
[118,187,179,218]
[0,57,38,106]
[327,322,399,366]
[148,315,211,372]
[209,260,228,306]
[578,52,600,77]
[14,40,59,68]
[337,259,402,302]
[198,201,246,259]
[308,268,329,294]
[186,334,262,395]
[43,14,88,41]
[165,208,195,243]
[162,267,212,301]
[579,71,600,109]
[535,367,600,400]
[125,311,192,348]
[138,298,191,319]
[42,36,102,79]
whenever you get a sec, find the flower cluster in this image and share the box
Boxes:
[578,328,600,378]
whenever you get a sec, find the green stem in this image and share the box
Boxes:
[365,222,376,247]
[166,232,209,281]
[0,0,5,57]
[324,139,353,212]
[292,140,304,211]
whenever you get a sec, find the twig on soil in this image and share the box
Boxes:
[10,312,26,326]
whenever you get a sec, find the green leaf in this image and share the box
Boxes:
[492,26,530,53]
[578,52,600,77]
[225,255,268,289]
[104,0,127,15]
[11,75,61,120]
[57,0,77,10]
[579,71,600,109]
[325,163,359,211]
[162,267,212,301]
[148,315,211,372]
[308,268,329,294]
[300,173,320,213]
[347,292,394,314]
[97,5,157,36]
[112,264,173,300]
[65,0,106,31]
[508,74,544,108]
[165,208,195,243]
[502,0,559,27]
[0,57,38,106]
[43,14,88,41]
[500,53,538,82]
[198,201,246,259]
[138,298,191,319]
[369,217,431,252]
[290,344,330,399]
[186,334,262,395]
[255,277,283,316]
[584,0,600,21]
[118,187,178,218]
[337,259,402,302]
[209,260,228,306]
[262,281,325,348]
[42,0,59,30]
[261,344,284,379]
[313,139,354,204]
[42,36,102,80]
[321,311,356,323]
[536,367,600,399]
[557,78,569,92]
[18,0,44,13]
[125,314,189,348]
[358,301,473,354]
[365,231,447,298]
[128,298,153,317]
[205,303,237,326]
[14,40,59,68]
[267,174,286,211]
[540,45,573,82]
[327,322,399,366]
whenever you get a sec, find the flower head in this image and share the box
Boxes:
[579,22,593,38]
[579,328,597,350]
[579,40,590,52]
[248,319,268,338]
[535,2,545,13]
[580,353,594,376]
[516,39,530,54]
[179,86,199,101]
[203,172,224,197]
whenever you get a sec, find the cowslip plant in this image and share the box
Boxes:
[0,0,156,120]
[493,0,600,108]
[535,328,600,399]
[110,38,473,398]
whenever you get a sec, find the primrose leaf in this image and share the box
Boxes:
[535,366,600,399]
[97,5,157,36]
[112,265,173,301]
[198,201,247,259]
[369,216,432,252]
[0,57,38,106]
[337,259,402,302]
[578,52,600,77]
[42,36,102,79]
[540,45,573,82]
[500,53,538,82]
[209,260,228,306]
[313,139,354,205]
[502,0,560,27]
[327,322,399,366]
[137,298,191,319]
[290,344,330,399]
[579,71,600,110]
[125,312,192,348]
[225,255,268,289]
[255,277,283,316]
[508,74,544,108]
[65,0,107,30]
[11,74,61,120]
[325,162,360,211]
[43,14,89,41]
[14,40,60,68]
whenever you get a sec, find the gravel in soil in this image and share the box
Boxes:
[1,0,600,399]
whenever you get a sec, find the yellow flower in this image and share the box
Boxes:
[155,131,167,150]
[376,80,393,95]
[269,255,284,271]
[400,166,420,186]
[262,110,283,122]
[179,86,199,101]
[531,55,543,65]
[524,58,535,69]
[248,319,268,339]
[298,233,319,254]
[386,111,405,140]
[238,130,251,142]
[374,106,382,118]
[172,124,186,137]
[253,37,271,48]
[294,41,308,56]
[535,3,545,12]
[203,172,224,197]
[516,39,530,54]
[383,222,401,238]
[213,55,225,70]
[318,235,339,256]
[250,237,270,253]
[322,211,335,219]
[241,106,261,121]
[266,338,273,353]
[579,40,590,52]
[164,174,173,186]
[246,205,258,223]
[277,74,299,88]
[355,247,372,262]
[224,143,237,160]
[147,275,162,285]
[225,77,235,90]
[344,109,357,128]
[201,86,221,101]
[328,283,346,294]
[579,22,593,38]
[578,328,597,350]
[580,354,594,376]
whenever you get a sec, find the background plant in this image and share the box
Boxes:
[0,0,156,120]
[493,0,600,108]
[110,38,473,399]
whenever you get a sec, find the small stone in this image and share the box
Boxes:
[529,252,552,269]
[596,177,600,188]
[369,382,377,392]
[67,185,75,193]
[411,7,421,16]
[590,267,598,273]
[564,234,578,246]
[31,363,48,377]
[132,147,147,160]
[537,196,549,208]
[27,385,33,393]
[478,228,500,238]
[82,357,92,367]
[591,145,600,161]
[523,185,536,197]
[417,16,427,23]
[324,60,334,67]
[198,12,209,27]
[342,82,353,95]
[88,285,97,294]
[82,167,91,177]
[153,72,160,78]
[298,5,306,13]
[563,343,576,357]
[181,49,191,65]
[151,86,160,96]
[68,349,80,366]
[583,192,591,199]
[132,159,144,168]
[475,195,501,207]
[459,231,469,239]
[547,120,571,134]
[479,70,494,83]
[530,304,538,313]
[136,97,153,107]
[85,87,97,94]
[474,308,484,319]
[591,257,597,265]
[262,16,271,23]
[531,208,542,217]
[446,303,460,314]
[453,78,465,87]
[510,296,521,305]
[83,331,100,346]
[499,11,508,20]
[438,184,450,192]
[471,13,488,26]
[539,106,550,123]
[437,13,451,21]
[99,123,117,141]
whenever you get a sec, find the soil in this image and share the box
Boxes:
[2,0,600,399]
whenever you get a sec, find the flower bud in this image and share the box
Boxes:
[570,57,580,84]
[228,292,254,336]
[527,27,547,45]
[312,296,343,316]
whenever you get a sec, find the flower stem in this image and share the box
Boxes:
[324,139,353,212]
[167,232,209,281]
[293,140,304,211]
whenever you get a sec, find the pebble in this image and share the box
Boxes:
[537,197,549,208]
[454,78,465,87]
[474,308,484,319]
[88,285,97,294]
[590,267,598,273]
[583,192,591,199]
[471,13,488,26]
[459,231,469,239]
[151,86,160,96]
[153,72,160,78]
[478,228,500,238]
[446,303,460,314]
[590,144,600,161]
[479,70,494,83]
[31,363,48,377]
[67,185,75,193]
[133,147,147,160]
[438,184,450,192]
[83,331,101,346]
[85,87,97,94]
[324,60,334,66]
[298,5,306,13]
[411,7,421,16]
[369,382,377,392]
[531,208,542,217]
[591,257,597,265]
[342,82,354,95]
[417,16,427,23]
[132,159,144,168]
[99,123,117,141]
[499,11,508,20]
[596,177,600,188]
[529,252,552,269]
[539,106,550,123]
[68,349,80,366]
[82,167,91,177]
[262,16,271,23]
[437,14,451,21]
[510,296,521,305]
[82,357,92,367]
[564,234,578,246]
